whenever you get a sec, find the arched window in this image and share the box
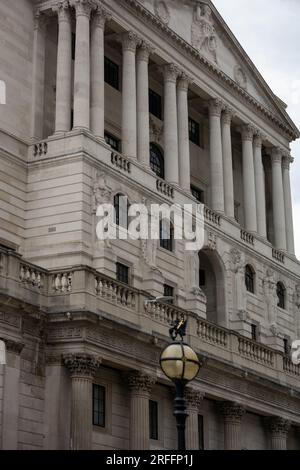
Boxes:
[114,193,128,229]
[150,143,164,179]
[159,219,173,252]
[245,265,255,294]
[277,282,286,310]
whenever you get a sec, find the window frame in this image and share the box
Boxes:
[149,400,159,441]
[189,117,201,146]
[92,384,106,428]
[251,324,258,342]
[105,132,121,152]
[159,219,174,252]
[114,193,129,229]
[149,89,162,120]
[277,282,286,310]
[245,265,255,294]
[163,284,174,304]
[104,56,120,91]
[116,262,130,285]
[150,143,165,179]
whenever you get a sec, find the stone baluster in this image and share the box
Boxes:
[266,417,290,450]
[241,125,257,232]
[282,154,295,255]
[185,388,204,450]
[63,353,102,450]
[221,107,235,218]
[253,133,267,238]
[219,402,245,450]
[271,148,287,251]
[177,73,192,192]
[137,41,153,167]
[209,99,225,213]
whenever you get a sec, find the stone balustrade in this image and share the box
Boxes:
[204,206,221,226]
[144,300,187,324]
[95,274,137,309]
[238,337,274,367]
[111,151,131,173]
[156,178,175,199]
[272,248,285,264]
[52,272,73,293]
[240,229,255,246]
[197,319,228,348]
[283,357,300,377]
[20,264,45,289]
[33,141,48,157]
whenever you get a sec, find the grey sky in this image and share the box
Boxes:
[213,0,300,259]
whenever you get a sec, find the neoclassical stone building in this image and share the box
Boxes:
[0,0,300,450]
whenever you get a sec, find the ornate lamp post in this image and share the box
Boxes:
[160,318,201,451]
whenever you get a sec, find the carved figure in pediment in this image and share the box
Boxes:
[154,0,170,25]
[192,2,217,63]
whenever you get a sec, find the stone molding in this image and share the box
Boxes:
[125,371,156,393]
[265,416,291,436]
[121,31,140,52]
[219,401,246,423]
[0,337,24,355]
[185,387,204,410]
[63,353,102,377]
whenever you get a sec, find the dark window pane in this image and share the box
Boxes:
[198,415,204,450]
[189,118,200,146]
[284,338,290,356]
[114,194,128,229]
[163,284,174,304]
[277,282,285,309]
[105,57,119,90]
[191,185,204,203]
[105,132,120,152]
[116,262,129,285]
[72,33,76,61]
[149,89,162,120]
[245,265,255,294]
[93,384,105,427]
[71,109,74,129]
[159,219,173,252]
[149,400,158,440]
[199,269,206,287]
[251,324,257,342]
[150,143,164,179]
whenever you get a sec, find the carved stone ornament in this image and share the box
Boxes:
[93,4,112,29]
[70,0,95,18]
[294,284,300,309]
[185,387,204,409]
[0,337,24,355]
[230,248,243,273]
[149,116,164,143]
[219,401,246,423]
[92,171,112,213]
[63,353,102,378]
[234,65,247,90]
[206,231,217,251]
[265,416,291,436]
[125,371,156,393]
[154,0,170,25]
[192,2,218,64]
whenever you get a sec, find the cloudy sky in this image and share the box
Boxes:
[213,0,300,259]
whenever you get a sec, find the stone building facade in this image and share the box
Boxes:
[0,0,300,450]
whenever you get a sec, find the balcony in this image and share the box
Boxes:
[0,246,299,389]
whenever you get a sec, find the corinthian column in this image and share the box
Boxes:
[122,32,139,159]
[177,73,192,192]
[253,133,267,238]
[266,417,290,450]
[185,388,204,450]
[282,155,295,255]
[52,1,72,134]
[137,42,152,167]
[271,148,287,251]
[164,64,180,185]
[219,402,245,450]
[63,353,101,450]
[221,107,235,218]
[71,0,93,130]
[91,5,110,138]
[209,99,225,213]
[241,125,257,232]
[126,372,156,450]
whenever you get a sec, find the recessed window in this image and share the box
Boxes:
[191,185,204,204]
[93,384,105,427]
[71,32,76,61]
[159,219,173,252]
[163,284,174,304]
[277,282,286,310]
[245,265,255,294]
[189,118,201,147]
[116,262,129,285]
[150,143,164,179]
[149,400,158,440]
[251,324,258,342]
[71,108,74,129]
[199,269,206,287]
[198,415,204,450]
[149,89,162,120]
[105,57,119,90]
[105,132,120,152]
[283,338,290,356]
[114,193,128,229]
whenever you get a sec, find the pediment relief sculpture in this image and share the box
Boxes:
[191,2,217,64]
[234,65,247,90]
[154,0,170,25]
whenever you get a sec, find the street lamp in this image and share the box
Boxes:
[160,318,201,451]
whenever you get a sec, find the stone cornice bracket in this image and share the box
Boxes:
[219,401,246,423]
[208,98,225,117]
[185,387,204,410]
[121,31,141,52]
[177,72,193,91]
[125,371,156,394]
[265,416,291,436]
[0,337,24,355]
[34,8,49,30]
[271,147,283,164]
[163,63,180,83]
[92,4,112,29]
[222,106,235,125]
[63,353,102,378]
[69,0,95,18]
[240,124,256,141]
[137,41,155,62]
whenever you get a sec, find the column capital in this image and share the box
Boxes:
[34,9,49,30]
[222,106,235,125]
[92,4,111,29]
[0,337,24,355]
[253,132,266,148]
[185,387,204,410]
[208,98,225,117]
[125,371,156,393]
[282,154,294,170]
[219,401,246,423]
[265,416,291,436]
[52,1,71,20]
[240,124,255,141]
[271,147,283,164]
[163,63,180,83]
[121,31,140,52]
[63,353,102,378]
[70,0,94,18]
[177,72,193,92]
[137,41,154,62]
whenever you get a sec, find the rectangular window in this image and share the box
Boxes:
[189,118,201,146]
[163,284,174,304]
[198,415,204,450]
[251,324,258,342]
[191,185,204,203]
[105,57,119,90]
[105,132,120,152]
[149,89,162,120]
[72,33,76,61]
[199,269,206,287]
[149,400,159,440]
[70,109,74,129]
[116,262,129,285]
[93,384,105,427]
[284,338,290,356]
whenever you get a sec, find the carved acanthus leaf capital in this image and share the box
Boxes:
[253,132,266,148]
[125,371,156,394]
[34,9,49,30]
[92,5,112,29]
[240,124,256,142]
[222,106,235,125]
[177,72,193,91]
[282,154,294,170]
[137,41,154,62]
[219,402,246,423]
[208,98,225,117]
[63,353,102,378]
[265,417,291,436]
[70,0,95,18]
[163,63,180,83]
[271,147,283,164]
[185,387,204,410]
[121,31,140,52]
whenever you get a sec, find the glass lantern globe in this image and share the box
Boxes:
[160,342,200,383]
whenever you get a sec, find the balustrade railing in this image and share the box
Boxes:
[204,206,221,226]
[241,229,254,246]
[95,275,137,309]
[283,356,300,376]
[156,179,175,199]
[197,319,228,347]
[238,337,274,367]
[111,152,131,173]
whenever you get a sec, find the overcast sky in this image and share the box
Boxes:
[213,0,300,259]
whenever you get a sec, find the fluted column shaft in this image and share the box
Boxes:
[253,134,267,237]
[271,148,287,251]
[185,388,204,450]
[164,64,180,185]
[266,417,290,450]
[137,43,151,166]
[122,32,139,159]
[282,156,295,255]
[209,99,224,212]
[126,372,156,450]
[241,125,257,232]
[91,7,109,138]
[177,74,191,192]
[221,108,235,218]
[53,1,72,134]
[63,354,101,450]
[219,402,245,450]
[71,0,93,130]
